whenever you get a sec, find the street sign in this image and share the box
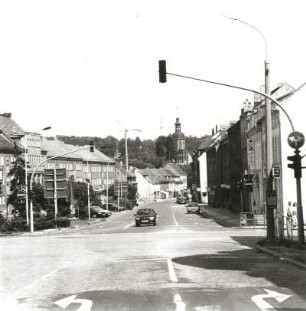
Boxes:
[287,131,305,149]
[114,181,128,197]
[44,168,67,199]
[272,166,281,178]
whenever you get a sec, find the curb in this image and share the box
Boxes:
[256,244,306,270]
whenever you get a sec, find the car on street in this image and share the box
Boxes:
[186,202,201,214]
[176,196,187,204]
[134,208,158,227]
[102,203,125,212]
[91,206,112,218]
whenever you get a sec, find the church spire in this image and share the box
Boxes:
[175,118,181,134]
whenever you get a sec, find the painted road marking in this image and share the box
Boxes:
[104,257,167,263]
[17,264,69,295]
[167,258,178,283]
[251,289,291,311]
[174,293,186,311]
[124,222,134,228]
[172,210,179,226]
[54,294,93,311]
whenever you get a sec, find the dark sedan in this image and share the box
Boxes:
[134,208,158,227]
[91,206,112,218]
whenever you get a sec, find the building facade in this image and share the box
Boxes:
[167,118,191,165]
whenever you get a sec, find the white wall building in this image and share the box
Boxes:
[198,152,208,204]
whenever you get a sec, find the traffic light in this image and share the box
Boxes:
[287,152,301,178]
[159,60,167,83]
[90,140,95,152]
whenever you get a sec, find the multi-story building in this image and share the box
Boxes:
[0,113,25,216]
[0,113,118,216]
[190,135,212,203]
[41,138,116,195]
[0,130,21,216]
[206,126,229,208]
[246,83,295,225]
[227,102,253,213]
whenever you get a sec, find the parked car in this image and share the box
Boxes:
[176,197,187,204]
[102,203,125,212]
[134,208,158,227]
[186,202,201,214]
[91,206,112,218]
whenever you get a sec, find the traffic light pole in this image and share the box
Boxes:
[296,175,305,244]
[288,147,305,244]
[159,60,299,243]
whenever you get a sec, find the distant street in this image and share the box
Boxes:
[1,199,306,311]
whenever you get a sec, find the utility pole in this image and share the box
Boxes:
[265,61,275,240]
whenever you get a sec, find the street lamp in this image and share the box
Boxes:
[29,142,94,233]
[116,121,141,172]
[223,16,275,240]
[124,128,141,172]
[23,126,51,226]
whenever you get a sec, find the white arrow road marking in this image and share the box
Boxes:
[54,294,93,311]
[173,293,186,311]
[251,289,292,310]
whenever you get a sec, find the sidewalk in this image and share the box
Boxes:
[200,204,306,270]
[200,205,241,227]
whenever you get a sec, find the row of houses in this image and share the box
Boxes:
[191,82,306,235]
[0,113,120,216]
[0,113,189,217]
[134,163,188,202]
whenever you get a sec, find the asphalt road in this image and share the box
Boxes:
[1,199,306,311]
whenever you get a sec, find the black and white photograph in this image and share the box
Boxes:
[1,1,306,310]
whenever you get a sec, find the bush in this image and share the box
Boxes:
[0,219,29,232]
[119,198,135,210]
[56,217,71,228]
[34,219,56,231]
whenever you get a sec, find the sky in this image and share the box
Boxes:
[1,0,306,141]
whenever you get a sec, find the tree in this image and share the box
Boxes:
[7,146,25,217]
[156,136,168,157]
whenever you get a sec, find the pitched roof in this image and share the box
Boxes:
[163,163,187,176]
[198,135,213,150]
[138,167,182,185]
[42,138,115,163]
[0,113,25,138]
[0,131,17,153]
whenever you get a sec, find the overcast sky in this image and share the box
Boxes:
[1,0,305,140]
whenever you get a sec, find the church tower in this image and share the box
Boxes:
[167,118,190,164]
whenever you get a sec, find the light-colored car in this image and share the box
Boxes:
[186,202,201,214]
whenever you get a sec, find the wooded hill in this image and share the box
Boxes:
[54,135,208,169]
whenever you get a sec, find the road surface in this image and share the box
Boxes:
[1,199,306,310]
